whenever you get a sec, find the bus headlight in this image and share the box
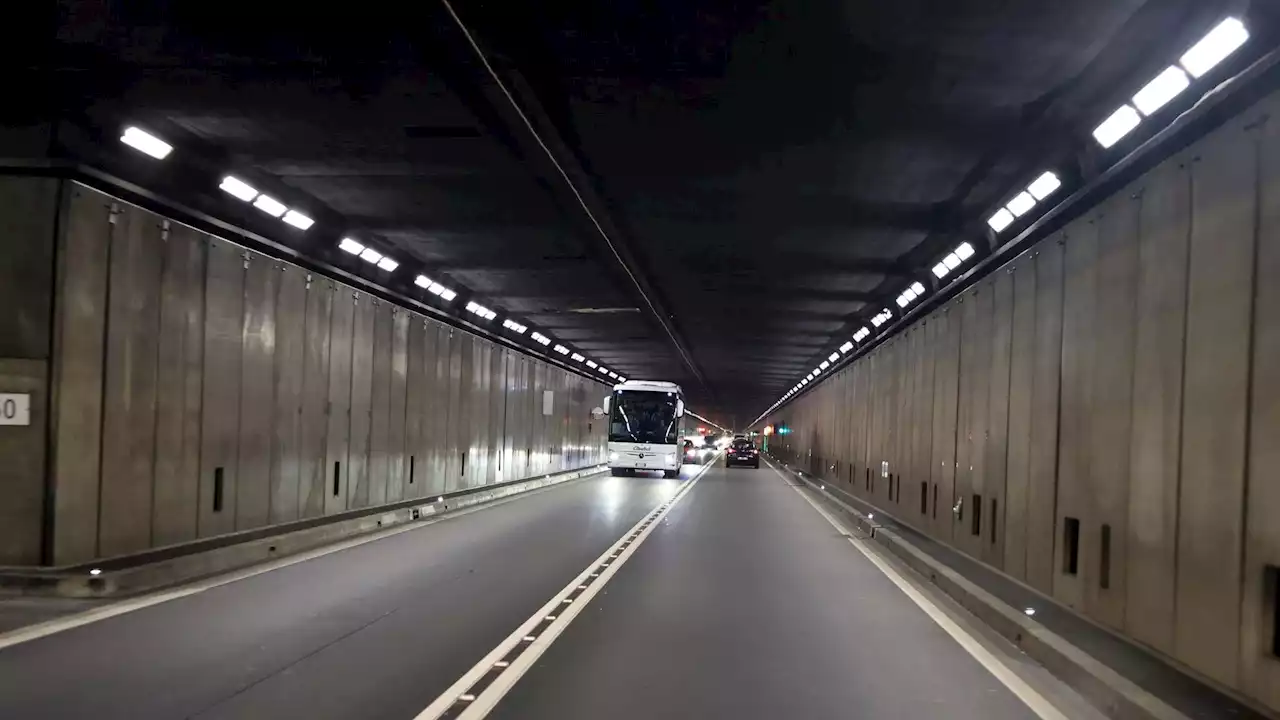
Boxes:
[610,452,619,461]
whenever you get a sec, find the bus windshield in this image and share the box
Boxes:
[609,391,679,445]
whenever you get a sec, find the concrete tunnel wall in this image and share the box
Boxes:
[0,180,608,568]
[765,87,1280,711]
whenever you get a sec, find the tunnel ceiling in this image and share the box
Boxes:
[33,0,1254,426]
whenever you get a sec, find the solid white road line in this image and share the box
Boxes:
[414,461,715,720]
[766,460,1070,720]
[0,470,608,652]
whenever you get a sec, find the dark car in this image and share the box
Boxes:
[725,438,759,469]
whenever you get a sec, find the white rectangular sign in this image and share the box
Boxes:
[0,393,31,426]
[542,390,555,416]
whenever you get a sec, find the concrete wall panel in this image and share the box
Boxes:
[1003,255,1036,580]
[198,240,246,538]
[323,287,354,516]
[368,301,392,507]
[1242,106,1280,708]
[152,224,205,546]
[51,185,112,564]
[297,278,333,520]
[1174,120,1257,686]
[235,253,278,530]
[269,265,306,525]
[386,308,409,502]
[1087,190,1140,628]
[347,294,374,509]
[98,204,163,556]
[985,272,1014,568]
[1126,157,1191,653]
[404,317,426,498]
[0,176,57,564]
[1026,239,1063,593]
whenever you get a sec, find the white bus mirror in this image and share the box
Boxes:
[676,399,685,417]
[602,396,611,414]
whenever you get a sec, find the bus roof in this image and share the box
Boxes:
[613,380,683,395]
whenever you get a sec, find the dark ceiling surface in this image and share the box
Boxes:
[27,0,1251,426]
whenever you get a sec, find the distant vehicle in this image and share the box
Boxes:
[683,439,704,465]
[725,437,759,469]
[601,380,685,478]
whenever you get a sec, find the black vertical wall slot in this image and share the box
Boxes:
[1268,565,1280,658]
[213,467,224,512]
[865,468,870,490]
[932,484,938,518]
[971,494,982,536]
[333,462,341,496]
[1100,524,1112,589]
[461,452,467,477]
[920,482,928,514]
[990,499,998,544]
[1064,517,1080,575]
[409,455,415,484]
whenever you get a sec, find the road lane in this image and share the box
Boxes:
[487,461,1042,720]
[0,471,680,720]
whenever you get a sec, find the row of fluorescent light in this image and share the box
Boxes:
[336,236,399,272]
[1093,17,1249,149]
[759,18,1252,426]
[986,172,1061,233]
[465,301,498,321]
[118,124,621,386]
[931,241,976,280]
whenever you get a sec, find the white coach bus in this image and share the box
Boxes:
[599,380,685,478]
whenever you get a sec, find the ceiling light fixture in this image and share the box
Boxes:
[1132,66,1191,116]
[1006,191,1035,217]
[1180,17,1248,78]
[376,257,399,272]
[252,194,287,218]
[282,209,314,230]
[531,332,552,346]
[339,237,365,255]
[828,352,840,362]
[910,281,925,296]
[359,247,384,264]
[586,360,599,369]
[553,344,570,355]
[503,319,528,334]
[955,242,975,261]
[942,253,962,271]
[120,126,173,159]
[1027,172,1062,201]
[987,208,1015,232]
[571,353,585,362]
[819,361,831,370]
[1093,105,1142,148]
[839,341,854,354]
[220,176,259,202]
[466,301,496,320]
